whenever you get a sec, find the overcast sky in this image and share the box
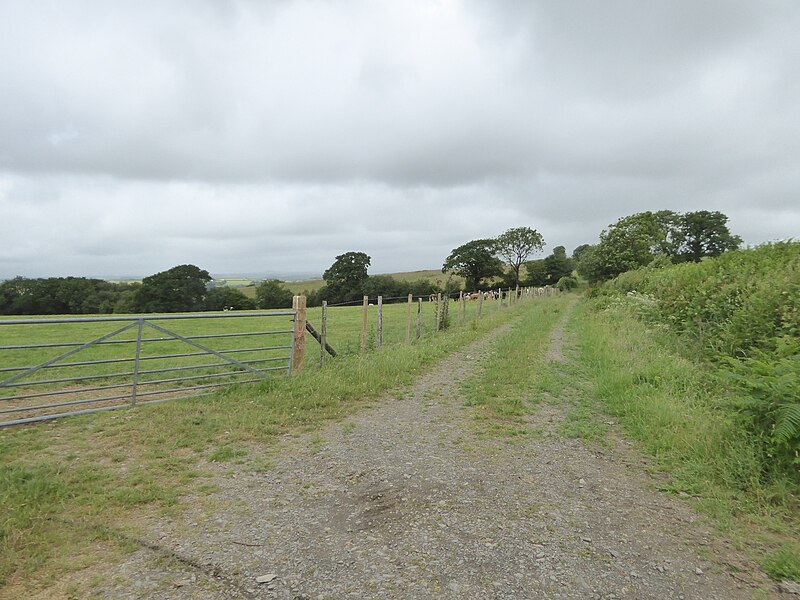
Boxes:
[1,1,798,279]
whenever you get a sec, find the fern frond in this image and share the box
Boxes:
[773,403,800,444]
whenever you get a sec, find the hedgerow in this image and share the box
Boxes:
[594,242,800,479]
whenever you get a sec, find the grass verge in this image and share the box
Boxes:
[574,299,799,582]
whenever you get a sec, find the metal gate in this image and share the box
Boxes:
[0,311,296,427]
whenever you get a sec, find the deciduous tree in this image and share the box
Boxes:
[322,251,371,303]
[255,279,294,309]
[135,264,211,313]
[673,210,742,262]
[442,239,503,290]
[494,227,545,287]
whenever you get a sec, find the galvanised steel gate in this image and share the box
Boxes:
[0,311,296,427]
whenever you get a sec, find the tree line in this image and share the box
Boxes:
[0,210,740,315]
[442,211,741,292]
[0,265,295,315]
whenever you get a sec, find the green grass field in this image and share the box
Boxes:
[0,296,511,424]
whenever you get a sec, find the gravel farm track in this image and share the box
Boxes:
[28,301,786,599]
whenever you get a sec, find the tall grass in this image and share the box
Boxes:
[593,242,800,478]
[582,242,800,581]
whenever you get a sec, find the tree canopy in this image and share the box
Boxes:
[494,227,545,287]
[442,239,503,290]
[255,279,294,309]
[673,210,742,263]
[578,210,742,281]
[321,251,371,304]
[205,287,256,311]
[135,264,212,312]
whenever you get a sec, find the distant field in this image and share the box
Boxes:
[214,278,254,287]
[280,269,468,295]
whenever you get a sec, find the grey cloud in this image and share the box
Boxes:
[0,1,798,279]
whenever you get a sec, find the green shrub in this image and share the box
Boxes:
[555,276,578,291]
[596,241,800,483]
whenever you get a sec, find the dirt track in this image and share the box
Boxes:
[82,303,778,599]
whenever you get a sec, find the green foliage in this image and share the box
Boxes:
[600,241,800,481]
[494,227,545,287]
[588,210,741,281]
[254,279,294,309]
[135,264,212,313]
[322,251,371,303]
[571,244,592,263]
[576,300,798,580]
[0,276,137,315]
[543,246,575,283]
[523,258,548,286]
[575,244,605,282]
[762,544,800,581]
[673,210,742,263]
[442,239,503,290]
[204,287,256,311]
[723,338,800,474]
[556,276,578,291]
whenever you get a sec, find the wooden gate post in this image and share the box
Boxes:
[292,295,307,371]
[360,295,369,353]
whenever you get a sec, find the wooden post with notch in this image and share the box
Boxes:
[360,295,369,353]
[292,295,307,371]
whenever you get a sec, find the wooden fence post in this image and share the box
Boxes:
[319,301,327,368]
[292,295,307,371]
[377,296,383,348]
[360,295,369,353]
[435,293,442,332]
[459,291,464,325]
[477,290,484,319]
[416,298,422,339]
[406,293,412,343]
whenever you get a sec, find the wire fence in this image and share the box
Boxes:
[302,286,559,363]
[0,285,559,426]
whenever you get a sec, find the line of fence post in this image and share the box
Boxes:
[292,295,307,371]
